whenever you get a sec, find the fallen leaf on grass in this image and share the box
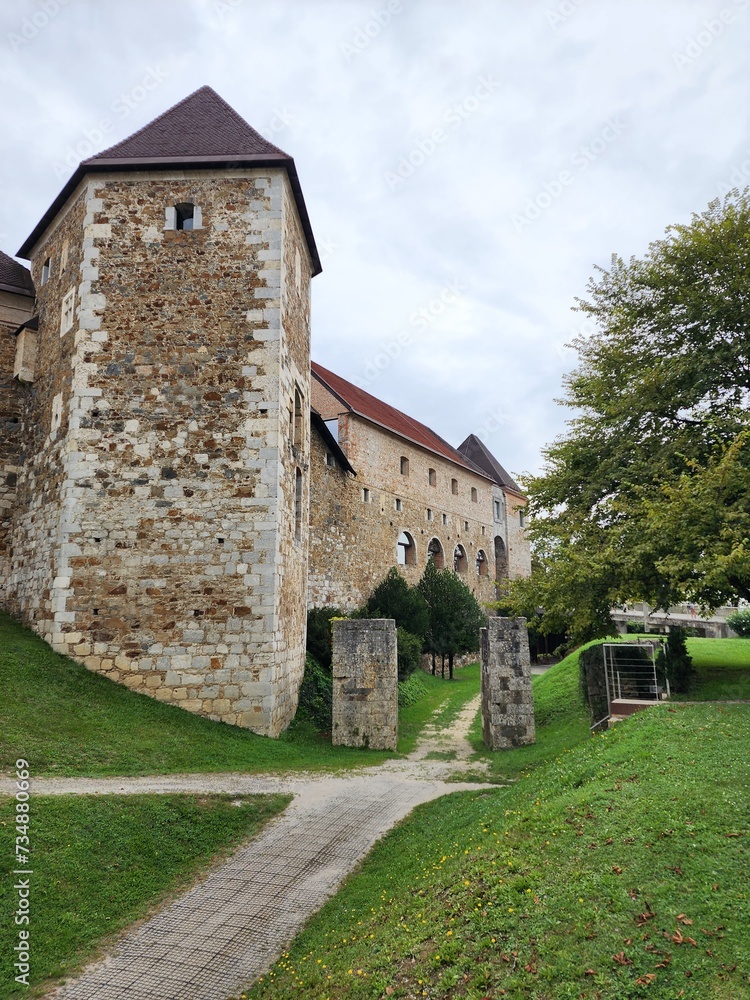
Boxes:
[635,908,655,927]
[636,973,656,985]
[612,865,623,874]
[670,930,697,946]
[668,866,683,875]
[676,914,693,925]
[584,969,596,976]
[613,952,633,966]
[721,963,737,972]
[655,954,672,969]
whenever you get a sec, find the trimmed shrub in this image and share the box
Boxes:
[398,671,428,708]
[727,608,750,637]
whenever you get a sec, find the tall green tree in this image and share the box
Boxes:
[418,560,485,679]
[516,190,750,641]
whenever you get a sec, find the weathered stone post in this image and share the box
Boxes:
[332,619,398,750]
[481,617,536,750]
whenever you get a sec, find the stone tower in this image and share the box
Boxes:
[4,86,321,736]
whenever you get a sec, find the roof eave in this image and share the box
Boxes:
[0,281,34,298]
[18,156,322,274]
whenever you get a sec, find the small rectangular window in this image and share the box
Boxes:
[494,500,502,521]
[464,520,469,531]
[428,468,436,487]
[426,508,433,521]
[362,488,371,503]
[400,456,409,476]
[442,513,448,526]
[395,498,402,512]
[60,287,76,335]
[471,487,478,503]
[325,452,336,467]
[451,478,458,496]
[60,242,69,273]
[519,510,526,528]
[41,258,51,284]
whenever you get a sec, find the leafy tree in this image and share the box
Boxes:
[517,190,750,642]
[366,567,430,641]
[396,627,423,681]
[727,607,750,637]
[418,560,486,679]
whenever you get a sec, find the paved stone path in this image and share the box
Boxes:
[17,693,501,1000]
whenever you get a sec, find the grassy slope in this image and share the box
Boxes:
[684,637,750,701]
[0,793,290,999]
[0,613,478,777]
[243,703,750,1000]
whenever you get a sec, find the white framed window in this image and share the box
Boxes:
[60,287,76,335]
[165,203,202,231]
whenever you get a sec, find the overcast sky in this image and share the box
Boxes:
[1,0,748,480]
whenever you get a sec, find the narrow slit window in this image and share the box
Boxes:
[41,258,51,284]
[428,468,436,487]
[400,456,409,476]
[295,468,303,541]
[451,478,458,496]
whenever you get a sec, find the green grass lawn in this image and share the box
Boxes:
[0,613,467,777]
[0,792,290,999]
[241,703,750,1000]
[397,663,480,754]
[683,637,750,701]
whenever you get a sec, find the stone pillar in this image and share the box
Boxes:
[481,617,536,750]
[332,619,398,750]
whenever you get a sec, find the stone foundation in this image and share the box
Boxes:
[481,617,535,749]
[332,618,398,750]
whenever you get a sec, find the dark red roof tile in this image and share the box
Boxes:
[457,433,523,494]
[311,361,492,480]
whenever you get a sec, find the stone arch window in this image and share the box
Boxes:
[476,549,488,576]
[494,536,508,581]
[293,386,303,450]
[427,537,444,568]
[400,456,409,476]
[451,478,459,496]
[397,531,416,566]
[428,468,436,487]
[519,508,526,528]
[471,487,478,503]
[454,544,467,573]
[294,467,303,541]
[165,202,202,231]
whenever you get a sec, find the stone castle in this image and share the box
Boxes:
[0,86,530,737]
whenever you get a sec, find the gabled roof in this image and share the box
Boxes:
[18,86,321,273]
[457,433,523,495]
[0,251,34,297]
[311,361,493,481]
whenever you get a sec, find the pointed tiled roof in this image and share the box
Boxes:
[311,361,493,481]
[19,86,320,273]
[457,433,523,494]
[85,86,291,164]
[0,251,34,297]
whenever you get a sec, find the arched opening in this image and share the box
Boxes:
[400,456,409,476]
[397,531,416,566]
[427,537,444,568]
[453,544,467,574]
[494,536,508,581]
[476,549,488,576]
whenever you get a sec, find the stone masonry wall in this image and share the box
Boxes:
[332,617,398,750]
[481,617,535,750]
[308,408,516,611]
[5,168,312,736]
[0,289,35,588]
